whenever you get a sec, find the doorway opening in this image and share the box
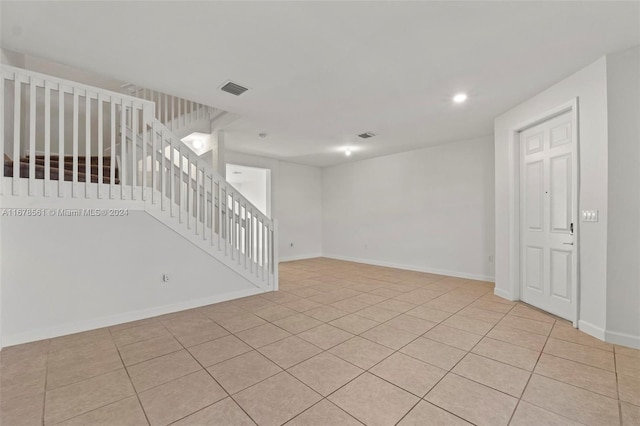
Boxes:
[226,164,271,218]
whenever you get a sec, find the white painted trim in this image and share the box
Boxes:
[323,254,494,282]
[279,253,323,262]
[494,288,517,301]
[1,287,263,348]
[578,319,606,341]
[605,329,640,350]
[508,98,580,325]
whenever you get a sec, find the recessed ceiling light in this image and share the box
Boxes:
[453,93,468,103]
[192,139,203,149]
[345,149,352,157]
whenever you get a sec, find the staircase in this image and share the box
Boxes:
[0,64,277,291]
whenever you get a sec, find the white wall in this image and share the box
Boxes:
[322,137,495,281]
[494,58,611,339]
[225,151,323,261]
[0,211,260,347]
[605,46,640,344]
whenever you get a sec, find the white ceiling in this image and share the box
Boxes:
[2,1,638,167]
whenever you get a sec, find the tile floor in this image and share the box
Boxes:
[1,258,639,425]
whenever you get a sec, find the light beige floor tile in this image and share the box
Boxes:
[234,372,321,426]
[49,329,112,354]
[442,315,494,335]
[233,296,277,312]
[170,321,230,348]
[289,352,363,396]
[458,307,504,324]
[119,334,182,366]
[467,300,513,314]
[621,401,640,426]
[425,373,517,426]
[111,322,170,347]
[544,338,615,371]
[374,299,417,313]
[44,369,134,425]
[329,336,394,369]
[509,305,557,323]
[400,337,466,370]
[187,334,252,367]
[384,314,437,335]
[55,396,147,426]
[255,305,298,322]
[499,315,553,336]
[287,400,361,426]
[405,305,452,323]
[398,401,472,426]
[139,370,227,426]
[617,353,640,379]
[453,353,530,397]
[47,352,123,391]
[172,397,254,426]
[361,324,419,350]
[371,352,446,396]
[127,350,200,392]
[355,305,401,322]
[216,314,268,333]
[207,350,282,394]
[423,298,468,314]
[510,401,583,426]
[617,345,640,359]
[273,313,323,334]
[0,391,44,426]
[1,366,46,402]
[472,337,540,371]
[534,353,618,398]
[330,298,372,313]
[298,324,353,350]
[236,323,291,348]
[370,288,405,299]
[550,322,613,352]
[282,298,323,313]
[262,291,302,304]
[423,324,482,351]
[305,305,349,322]
[329,314,379,334]
[618,373,640,405]
[486,325,547,351]
[258,336,322,369]
[522,374,620,426]
[329,372,419,426]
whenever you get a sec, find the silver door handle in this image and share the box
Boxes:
[563,242,574,245]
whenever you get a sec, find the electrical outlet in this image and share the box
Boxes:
[162,274,170,283]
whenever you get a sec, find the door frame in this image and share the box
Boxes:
[507,98,580,327]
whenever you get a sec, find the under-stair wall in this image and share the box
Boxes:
[0,65,278,348]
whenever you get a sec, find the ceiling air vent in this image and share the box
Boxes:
[220,81,248,96]
[358,132,375,139]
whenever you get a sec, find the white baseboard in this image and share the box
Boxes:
[605,329,640,349]
[322,254,495,282]
[279,253,323,262]
[1,287,263,348]
[493,287,516,301]
[578,320,606,341]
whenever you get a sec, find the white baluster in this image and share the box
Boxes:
[141,108,147,200]
[97,95,103,198]
[58,84,65,197]
[131,103,137,200]
[170,138,175,218]
[44,83,51,197]
[0,74,3,196]
[109,101,115,198]
[151,123,157,204]
[12,75,20,195]
[120,101,126,199]
[72,88,79,197]
[28,79,36,195]
[85,93,91,197]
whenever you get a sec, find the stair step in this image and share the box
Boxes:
[29,155,114,166]
[4,159,119,184]
[28,157,118,178]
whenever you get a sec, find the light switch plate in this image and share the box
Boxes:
[582,210,599,222]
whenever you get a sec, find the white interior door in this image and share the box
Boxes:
[520,111,577,321]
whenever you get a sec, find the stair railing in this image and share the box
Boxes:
[121,84,216,134]
[1,64,277,290]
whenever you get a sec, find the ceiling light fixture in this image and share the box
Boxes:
[358,132,375,139]
[453,93,468,103]
[345,148,352,157]
[192,139,203,149]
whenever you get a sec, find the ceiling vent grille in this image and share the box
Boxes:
[221,81,248,96]
[358,132,375,139]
